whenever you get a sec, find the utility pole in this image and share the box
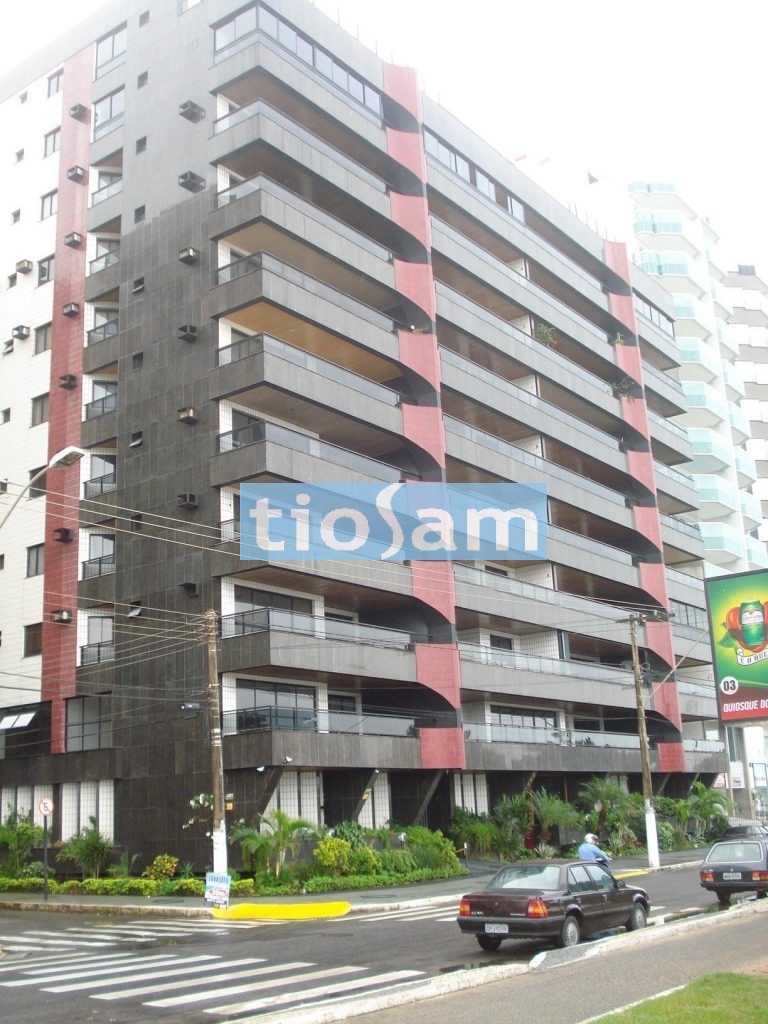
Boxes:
[204,608,227,875]
[628,612,660,870]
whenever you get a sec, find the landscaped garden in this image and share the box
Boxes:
[0,778,733,896]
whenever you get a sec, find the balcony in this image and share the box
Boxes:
[213,418,410,487]
[465,721,641,751]
[89,249,120,275]
[746,535,768,568]
[729,406,751,443]
[224,705,421,739]
[458,642,634,688]
[679,382,727,427]
[676,337,720,382]
[90,178,123,205]
[221,608,412,650]
[83,472,116,499]
[81,554,115,579]
[691,475,739,518]
[687,428,732,473]
[735,448,758,486]
[80,641,115,666]
[86,318,119,347]
[84,393,117,420]
[741,491,763,529]
[698,523,746,564]
[722,361,745,400]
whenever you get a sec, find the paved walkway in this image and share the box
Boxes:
[0,849,704,918]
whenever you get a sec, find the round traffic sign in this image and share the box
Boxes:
[38,798,54,817]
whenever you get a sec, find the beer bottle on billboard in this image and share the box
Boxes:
[739,600,766,647]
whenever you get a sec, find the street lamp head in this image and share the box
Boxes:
[48,446,86,469]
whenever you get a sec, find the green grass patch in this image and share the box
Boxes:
[603,973,768,1023]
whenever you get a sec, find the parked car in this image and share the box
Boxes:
[456,860,650,951]
[722,824,768,839]
[699,838,768,906]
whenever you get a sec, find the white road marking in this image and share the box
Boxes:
[94,960,311,1001]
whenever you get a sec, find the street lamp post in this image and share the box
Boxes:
[628,612,660,870]
[0,446,86,530]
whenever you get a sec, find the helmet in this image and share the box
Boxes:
[585,833,598,843]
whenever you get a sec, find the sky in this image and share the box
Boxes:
[2,0,767,271]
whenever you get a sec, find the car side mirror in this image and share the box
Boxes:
[616,880,626,890]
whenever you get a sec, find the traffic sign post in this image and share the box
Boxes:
[38,798,54,902]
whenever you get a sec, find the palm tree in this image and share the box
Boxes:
[688,781,731,836]
[578,777,634,837]
[490,794,528,860]
[529,788,580,844]
[231,810,315,878]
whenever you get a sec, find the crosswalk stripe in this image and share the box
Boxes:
[0,953,135,976]
[94,960,311,1001]
[0,952,105,973]
[206,968,422,1016]
[2,954,209,988]
[147,964,366,1009]
[44,955,227,994]
[0,934,110,948]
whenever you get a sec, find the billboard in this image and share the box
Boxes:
[705,568,768,722]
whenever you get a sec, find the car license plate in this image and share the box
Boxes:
[722,872,742,881]
[485,924,509,935]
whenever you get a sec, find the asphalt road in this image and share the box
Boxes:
[0,865,747,1024]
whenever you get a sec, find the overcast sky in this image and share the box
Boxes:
[3,0,766,271]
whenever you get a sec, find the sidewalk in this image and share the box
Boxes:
[0,848,705,918]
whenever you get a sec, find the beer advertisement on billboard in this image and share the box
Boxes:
[705,569,768,722]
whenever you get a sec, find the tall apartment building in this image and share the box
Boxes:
[0,0,724,864]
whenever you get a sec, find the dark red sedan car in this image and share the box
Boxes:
[457,860,650,951]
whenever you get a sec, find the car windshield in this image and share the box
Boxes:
[490,865,561,890]
[706,841,763,864]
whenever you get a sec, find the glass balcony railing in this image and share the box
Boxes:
[699,523,746,558]
[683,738,726,753]
[215,418,410,482]
[216,333,401,405]
[659,514,701,540]
[90,178,123,205]
[84,393,117,419]
[746,536,768,567]
[741,492,763,522]
[677,337,721,377]
[220,607,414,650]
[735,449,758,481]
[692,475,739,509]
[688,428,732,466]
[80,641,115,665]
[86,319,119,346]
[730,406,751,439]
[83,472,116,498]
[458,642,633,685]
[224,706,422,738]
[464,722,641,749]
[647,409,688,440]
[93,113,124,141]
[680,382,727,422]
[81,554,116,579]
[89,249,120,275]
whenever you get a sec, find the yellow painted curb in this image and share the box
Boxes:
[212,901,351,921]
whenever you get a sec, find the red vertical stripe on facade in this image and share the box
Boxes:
[603,240,682,749]
[419,727,465,769]
[42,46,94,753]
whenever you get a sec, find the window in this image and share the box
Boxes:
[137,71,148,88]
[40,190,57,219]
[1,409,9,423]
[135,136,146,153]
[129,430,143,448]
[44,128,60,157]
[132,352,143,369]
[28,467,47,498]
[31,393,49,426]
[35,323,52,354]
[2,339,13,355]
[489,634,513,651]
[19,91,27,104]
[584,863,614,891]
[67,694,112,751]
[235,678,315,732]
[0,554,4,569]
[95,25,127,75]
[38,256,54,285]
[48,70,63,96]
[134,205,145,223]
[23,623,43,657]
[15,148,24,162]
[490,704,557,731]
[139,10,149,25]
[93,88,125,138]
[10,209,20,225]
[26,543,44,577]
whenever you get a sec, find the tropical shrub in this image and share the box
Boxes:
[0,811,44,877]
[144,854,179,880]
[348,845,381,876]
[330,820,368,848]
[55,817,115,878]
[108,851,139,878]
[313,837,351,876]
[231,811,315,879]
[377,848,418,874]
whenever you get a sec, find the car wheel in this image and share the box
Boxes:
[756,891,767,900]
[717,891,732,907]
[626,902,647,931]
[558,914,581,948]
[476,935,502,952]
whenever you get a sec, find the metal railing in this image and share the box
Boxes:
[458,642,633,684]
[220,607,413,650]
[80,641,115,665]
[89,249,120,275]
[84,472,116,498]
[86,319,119,346]
[81,554,116,579]
[90,179,123,205]
[85,393,117,419]
[464,722,642,749]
